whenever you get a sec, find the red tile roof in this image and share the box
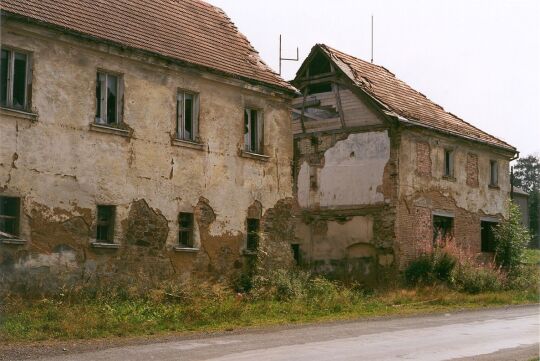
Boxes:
[317,44,515,151]
[1,0,295,93]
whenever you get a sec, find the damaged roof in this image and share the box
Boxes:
[1,0,295,93]
[311,44,515,151]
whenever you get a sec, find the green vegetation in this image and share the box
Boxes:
[494,202,530,270]
[524,248,540,265]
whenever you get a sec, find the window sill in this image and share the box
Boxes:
[91,242,120,249]
[173,246,199,253]
[442,175,456,182]
[171,138,205,151]
[1,238,27,245]
[0,107,38,122]
[488,184,500,190]
[89,123,131,137]
[240,150,270,162]
[242,249,258,256]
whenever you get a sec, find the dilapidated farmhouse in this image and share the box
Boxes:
[0,0,298,290]
[291,44,517,282]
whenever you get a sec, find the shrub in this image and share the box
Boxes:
[251,269,311,301]
[505,264,540,291]
[404,254,434,285]
[451,263,504,294]
[432,251,457,282]
[494,202,530,271]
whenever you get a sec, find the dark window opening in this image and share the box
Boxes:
[1,48,30,110]
[490,160,498,186]
[96,72,121,125]
[178,212,194,248]
[96,205,115,243]
[177,92,198,141]
[306,82,332,95]
[291,244,301,265]
[433,215,453,245]
[244,108,262,154]
[0,196,20,237]
[481,221,498,252]
[308,52,332,76]
[246,218,260,251]
[444,149,454,177]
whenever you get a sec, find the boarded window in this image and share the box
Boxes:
[244,108,263,154]
[176,91,199,141]
[490,160,498,186]
[96,205,115,243]
[433,215,453,245]
[0,48,30,110]
[95,71,123,125]
[481,221,498,252]
[246,218,260,251]
[0,196,20,237]
[444,149,454,177]
[178,212,194,248]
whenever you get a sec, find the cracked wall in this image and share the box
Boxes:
[0,20,294,293]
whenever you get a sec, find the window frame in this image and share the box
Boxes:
[443,148,454,177]
[1,46,32,111]
[244,108,263,155]
[489,160,499,186]
[0,196,21,239]
[95,70,124,126]
[246,218,260,251]
[178,212,195,248]
[432,214,454,246]
[95,205,116,244]
[176,90,200,142]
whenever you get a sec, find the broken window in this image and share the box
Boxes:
[481,221,498,252]
[444,149,454,177]
[0,47,31,110]
[433,215,453,245]
[291,244,301,265]
[489,160,498,186]
[244,108,263,154]
[306,82,333,95]
[246,218,260,251]
[178,212,194,248]
[176,91,199,141]
[96,205,115,243]
[95,71,123,125]
[0,196,20,238]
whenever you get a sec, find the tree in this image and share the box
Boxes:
[512,154,539,245]
[494,202,530,270]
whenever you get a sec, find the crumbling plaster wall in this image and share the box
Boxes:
[395,128,512,266]
[0,20,294,291]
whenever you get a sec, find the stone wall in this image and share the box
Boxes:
[0,19,294,294]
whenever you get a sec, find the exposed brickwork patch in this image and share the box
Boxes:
[415,141,432,177]
[466,153,479,187]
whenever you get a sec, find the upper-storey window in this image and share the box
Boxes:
[1,47,31,111]
[244,108,263,154]
[176,91,199,141]
[444,149,454,177]
[489,160,499,186]
[95,71,123,125]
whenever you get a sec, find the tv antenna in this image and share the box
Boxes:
[279,34,299,75]
[371,15,374,63]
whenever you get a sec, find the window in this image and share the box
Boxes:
[1,48,31,110]
[176,91,199,141]
[481,221,498,252]
[178,212,194,248]
[306,82,333,95]
[489,160,498,186]
[246,218,260,251]
[433,215,453,245]
[96,205,115,243]
[244,108,263,154]
[95,71,123,125]
[291,244,301,265]
[0,196,20,238]
[444,149,454,177]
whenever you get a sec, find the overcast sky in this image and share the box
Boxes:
[208,0,540,157]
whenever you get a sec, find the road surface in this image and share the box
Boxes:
[21,305,540,361]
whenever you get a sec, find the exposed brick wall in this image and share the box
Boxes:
[466,153,479,187]
[415,142,432,177]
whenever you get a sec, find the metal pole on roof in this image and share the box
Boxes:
[371,15,374,63]
[279,34,299,75]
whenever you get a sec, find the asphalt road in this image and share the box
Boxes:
[22,305,540,361]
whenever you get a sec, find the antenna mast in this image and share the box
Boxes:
[371,15,374,63]
[279,34,299,75]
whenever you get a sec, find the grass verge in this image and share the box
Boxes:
[1,287,537,343]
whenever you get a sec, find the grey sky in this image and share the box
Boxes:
[208,0,540,157]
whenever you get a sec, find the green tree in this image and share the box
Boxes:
[494,202,530,270]
[513,154,539,245]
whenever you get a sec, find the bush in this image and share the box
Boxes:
[506,265,540,291]
[404,254,434,285]
[494,202,530,270]
[451,263,504,294]
[251,269,311,301]
[432,251,457,282]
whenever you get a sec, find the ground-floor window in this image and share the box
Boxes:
[96,205,115,243]
[291,243,301,265]
[0,196,20,238]
[246,218,260,251]
[481,221,498,252]
[433,215,454,245]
